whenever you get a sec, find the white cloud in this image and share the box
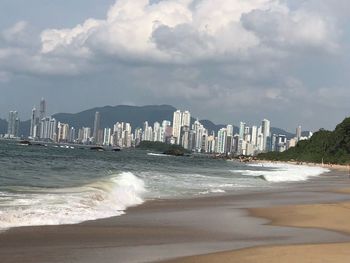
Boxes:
[38,0,338,64]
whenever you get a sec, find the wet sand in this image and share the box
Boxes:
[1,170,350,263]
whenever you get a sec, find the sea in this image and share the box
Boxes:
[0,140,329,229]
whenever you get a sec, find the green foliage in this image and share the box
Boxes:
[258,117,350,165]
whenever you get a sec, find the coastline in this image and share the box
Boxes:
[164,197,350,263]
[253,159,350,172]
[1,168,350,262]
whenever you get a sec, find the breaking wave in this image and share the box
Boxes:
[231,163,330,182]
[0,172,146,229]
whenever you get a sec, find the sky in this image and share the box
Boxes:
[0,0,349,132]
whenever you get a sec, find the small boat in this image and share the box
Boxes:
[112,148,121,152]
[18,140,31,146]
[90,146,105,152]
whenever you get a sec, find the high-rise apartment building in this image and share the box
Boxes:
[172,110,182,144]
[181,111,191,127]
[39,98,46,120]
[93,111,101,144]
[57,122,70,143]
[7,111,20,138]
[40,117,57,141]
[30,107,37,138]
[296,125,302,141]
[261,119,271,152]
[217,128,227,154]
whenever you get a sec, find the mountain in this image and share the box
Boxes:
[53,105,177,131]
[199,120,226,134]
[1,104,298,138]
[259,117,350,164]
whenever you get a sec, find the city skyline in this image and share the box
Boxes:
[1,97,311,156]
[0,0,349,131]
[1,98,307,134]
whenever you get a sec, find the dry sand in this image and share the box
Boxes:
[164,243,350,263]
[164,189,350,263]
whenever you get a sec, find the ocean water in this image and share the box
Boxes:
[0,140,329,229]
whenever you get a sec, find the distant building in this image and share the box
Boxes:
[39,98,46,120]
[103,128,112,146]
[30,107,37,139]
[40,117,57,141]
[57,122,70,143]
[261,119,271,152]
[7,111,20,138]
[296,125,302,141]
[172,110,182,144]
[217,128,227,154]
[93,112,101,144]
[82,127,91,144]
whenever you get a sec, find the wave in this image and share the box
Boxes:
[0,172,146,230]
[231,163,330,182]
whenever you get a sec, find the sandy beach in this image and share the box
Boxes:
[1,169,350,263]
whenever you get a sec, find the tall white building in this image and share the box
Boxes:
[250,126,258,147]
[239,122,246,139]
[39,98,46,120]
[40,117,57,141]
[226,125,234,137]
[172,110,182,144]
[153,122,162,142]
[82,127,91,144]
[57,122,70,142]
[181,111,191,127]
[296,125,302,141]
[30,107,37,139]
[93,112,101,142]
[261,119,271,152]
[7,111,20,138]
[217,128,227,154]
[103,128,112,146]
[192,120,204,152]
[69,127,76,142]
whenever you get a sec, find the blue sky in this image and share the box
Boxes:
[0,0,349,131]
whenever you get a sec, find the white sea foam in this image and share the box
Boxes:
[232,163,330,182]
[0,172,145,229]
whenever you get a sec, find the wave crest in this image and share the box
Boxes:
[231,163,329,182]
[0,172,146,229]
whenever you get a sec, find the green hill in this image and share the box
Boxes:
[259,117,350,164]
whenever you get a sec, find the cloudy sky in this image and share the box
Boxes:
[0,0,349,131]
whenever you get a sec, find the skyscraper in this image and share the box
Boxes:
[40,117,57,141]
[93,111,101,143]
[262,119,271,152]
[181,111,191,127]
[239,122,246,139]
[7,111,20,138]
[30,107,37,138]
[217,128,227,154]
[172,110,182,144]
[296,125,302,141]
[250,126,258,147]
[39,98,46,120]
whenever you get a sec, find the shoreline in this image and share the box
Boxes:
[1,169,350,262]
[254,159,350,172]
[164,197,350,263]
